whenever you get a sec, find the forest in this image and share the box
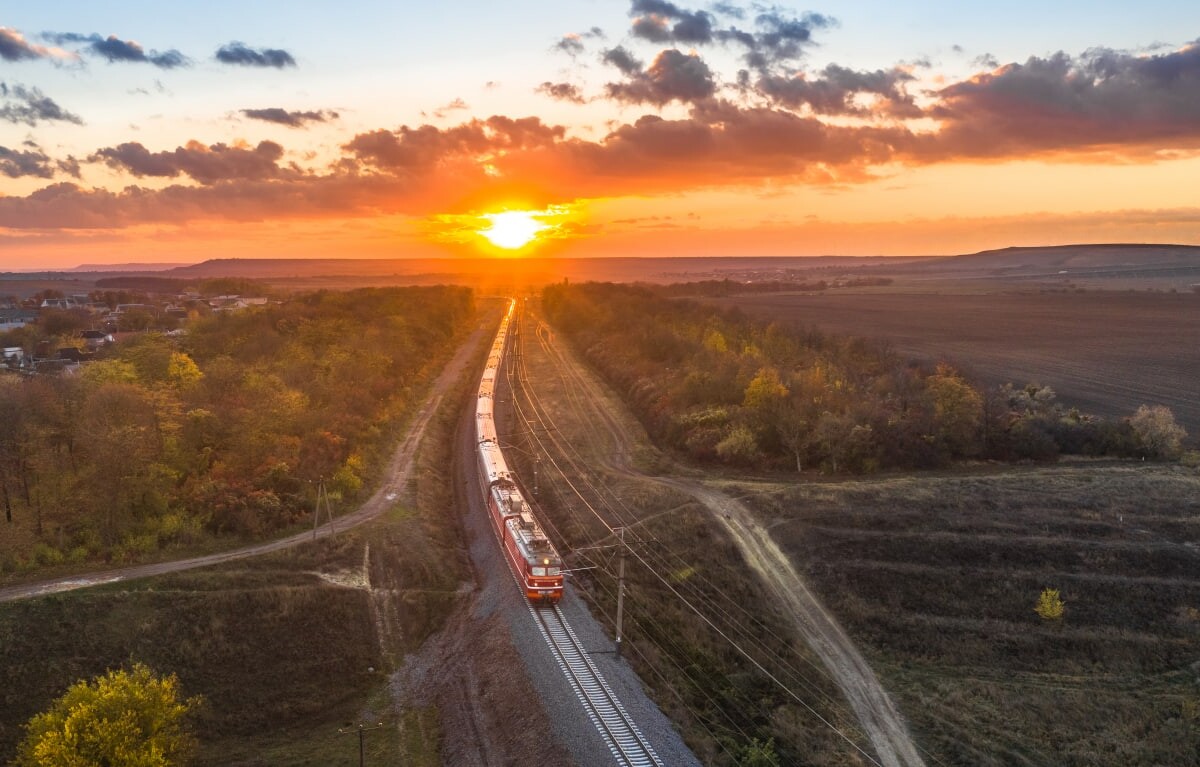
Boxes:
[0,286,474,572]
[542,282,1186,473]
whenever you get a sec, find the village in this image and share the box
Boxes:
[0,289,269,376]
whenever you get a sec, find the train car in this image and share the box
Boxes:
[475,300,564,604]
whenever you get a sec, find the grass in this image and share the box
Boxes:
[744,462,1200,765]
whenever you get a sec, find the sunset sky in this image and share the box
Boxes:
[2,1,1198,269]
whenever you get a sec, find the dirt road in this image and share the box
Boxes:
[530,313,926,767]
[0,322,489,605]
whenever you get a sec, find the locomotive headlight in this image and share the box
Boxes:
[543,558,549,565]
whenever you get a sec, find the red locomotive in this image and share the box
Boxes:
[475,299,564,604]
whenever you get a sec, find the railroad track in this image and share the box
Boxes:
[527,602,664,767]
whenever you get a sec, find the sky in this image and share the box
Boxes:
[1,1,1198,269]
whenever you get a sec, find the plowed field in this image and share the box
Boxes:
[709,291,1200,433]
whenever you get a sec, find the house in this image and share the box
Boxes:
[80,329,114,349]
[2,347,24,368]
[0,308,38,330]
[39,297,78,310]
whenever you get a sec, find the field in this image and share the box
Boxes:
[740,464,1200,765]
[708,290,1200,434]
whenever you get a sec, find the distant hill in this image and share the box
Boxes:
[916,244,1200,275]
[69,262,189,272]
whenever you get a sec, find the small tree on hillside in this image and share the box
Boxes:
[15,662,201,767]
[1035,587,1065,622]
[1129,404,1187,459]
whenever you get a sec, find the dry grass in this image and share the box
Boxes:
[741,462,1200,765]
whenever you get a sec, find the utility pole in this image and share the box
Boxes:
[615,526,626,659]
[338,722,384,767]
[312,479,336,542]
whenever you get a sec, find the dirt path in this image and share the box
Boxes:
[531,313,926,767]
[0,322,489,605]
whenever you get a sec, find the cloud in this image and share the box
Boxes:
[554,34,586,58]
[215,42,296,68]
[1,26,77,62]
[43,32,188,68]
[537,82,587,104]
[6,36,1200,233]
[91,140,289,184]
[345,116,566,173]
[0,82,84,126]
[630,0,716,44]
[757,64,919,116]
[241,108,338,127]
[0,144,56,178]
[925,39,1200,159]
[602,46,643,77]
[616,2,833,71]
[605,49,717,105]
[432,98,469,119]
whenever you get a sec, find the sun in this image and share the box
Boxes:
[479,210,547,250]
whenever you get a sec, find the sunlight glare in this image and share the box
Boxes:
[479,211,547,249]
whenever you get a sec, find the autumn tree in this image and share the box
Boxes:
[14,663,201,767]
[1035,587,1065,621]
[926,363,984,458]
[1129,404,1187,459]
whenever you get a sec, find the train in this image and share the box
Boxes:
[475,299,564,604]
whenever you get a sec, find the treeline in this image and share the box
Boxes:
[0,286,473,570]
[542,282,1186,473]
[92,276,271,296]
[652,276,893,298]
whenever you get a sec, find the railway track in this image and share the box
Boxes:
[527,602,664,767]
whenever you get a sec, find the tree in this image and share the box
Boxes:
[738,737,782,767]
[926,364,984,458]
[1035,587,1065,621]
[15,662,200,767]
[1129,404,1187,459]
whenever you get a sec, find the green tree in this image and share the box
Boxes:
[15,662,200,767]
[1035,587,1065,621]
[738,737,782,767]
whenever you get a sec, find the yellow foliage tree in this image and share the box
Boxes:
[1035,587,1065,621]
[15,662,201,767]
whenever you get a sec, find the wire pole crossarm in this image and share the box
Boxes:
[337,722,384,767]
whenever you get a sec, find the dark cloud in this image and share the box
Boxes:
[927,40,1200,159]
[537,82,587,104]
[44,32,188,68]
[630,0,715,44]
[1,26,75,62]
[617,2,833,71]
[345,116,565,173]
[602,46,644,77]
[215,42,296,68]
[241,108,338,127]
[605,49,717,105]
[91,140,289,184]
[0,145,56,178]
[758,64,919,116]
[0,82,84,126]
